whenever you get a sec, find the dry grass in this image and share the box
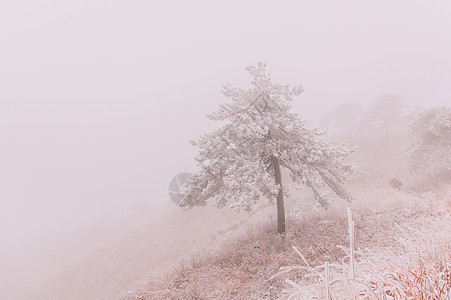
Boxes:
[126,185,450,300]
[126,213,351,299]
[278,191,451,299]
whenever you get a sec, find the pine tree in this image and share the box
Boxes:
[179,63,353,234]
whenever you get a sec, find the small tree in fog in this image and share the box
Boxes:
[319,102,363,137]
[179,63,353,234]
[360,94,406,140]
[404,106,451,178]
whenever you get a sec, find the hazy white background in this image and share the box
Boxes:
[0,0,450,276]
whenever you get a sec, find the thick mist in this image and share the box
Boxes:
[0,1,450,299]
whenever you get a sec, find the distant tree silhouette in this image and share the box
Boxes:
[404,106,451,179]
[319,102,363,137]
[360,94,406,141]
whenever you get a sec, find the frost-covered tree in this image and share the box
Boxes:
[404,106,451,177]
[179,63,353,234]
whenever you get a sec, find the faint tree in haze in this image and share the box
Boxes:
[360,94,406,141]
[319,102,363,137]
[404,106,451,180]
[179,63,354,234]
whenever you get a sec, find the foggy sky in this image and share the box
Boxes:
[1,0,450,251]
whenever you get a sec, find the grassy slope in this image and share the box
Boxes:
[126,184,451,300]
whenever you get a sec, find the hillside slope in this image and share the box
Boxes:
[127,185,451,299]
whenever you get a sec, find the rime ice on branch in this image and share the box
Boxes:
[179,63,353,233]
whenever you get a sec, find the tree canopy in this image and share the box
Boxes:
[179,63,353,233]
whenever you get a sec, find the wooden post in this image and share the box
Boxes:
[347,207,355,279]
[325,261,330,299]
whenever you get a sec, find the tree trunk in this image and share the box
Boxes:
[383,117,389,141]
[271,155,285,234]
